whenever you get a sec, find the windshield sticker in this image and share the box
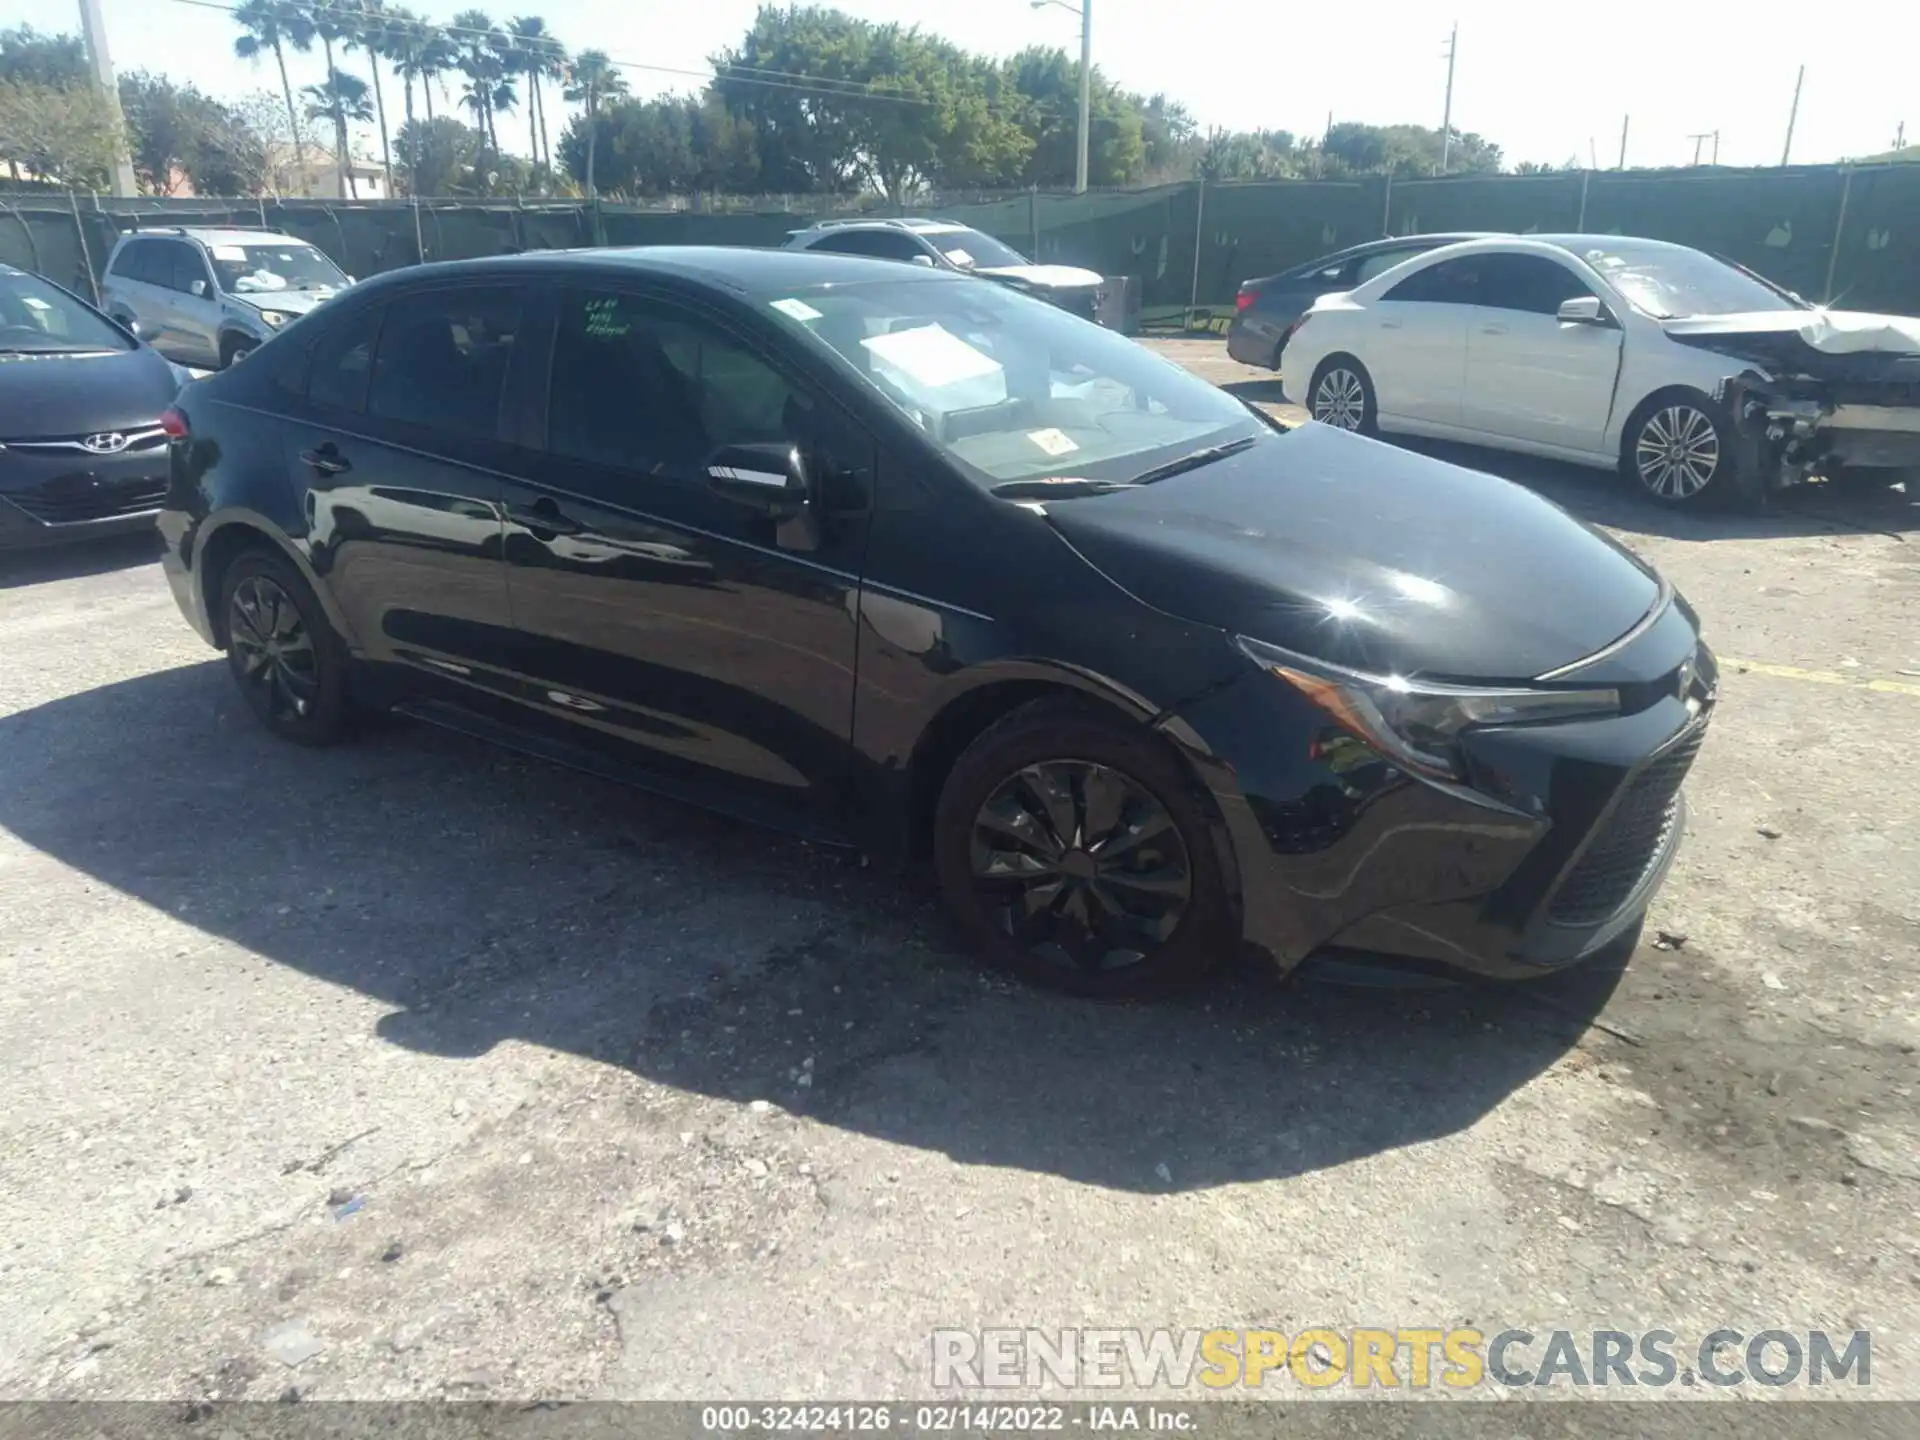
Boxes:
[770,297,823,322]
[860,324,1002,390]
[943,248,974,267]
[583,296,631,338]
[1026,428,1079,457]
[211,245,249,261]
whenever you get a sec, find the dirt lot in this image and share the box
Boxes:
[2,339,1917,1406]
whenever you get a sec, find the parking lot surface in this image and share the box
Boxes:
[2,340,1917,1404]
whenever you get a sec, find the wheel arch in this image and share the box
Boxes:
[194,513,359,652]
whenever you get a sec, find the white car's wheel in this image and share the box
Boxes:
[1307,357,1375,435]
[1627,398,1727,506]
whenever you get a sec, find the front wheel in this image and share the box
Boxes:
[1623,394,1749,508]
[932,699,1236,1000]
[220,335,258,368]
[1307,356,1377,435]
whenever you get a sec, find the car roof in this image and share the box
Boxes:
[1401,233,1701,261]
[116,227,316,248]
[797,217,970,235]
[341,245,972,299]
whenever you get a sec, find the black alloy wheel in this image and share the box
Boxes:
[933,698,1235,999]
[221,550,351,744]
[970,759,1194,975]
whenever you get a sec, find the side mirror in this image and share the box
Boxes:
[190,280,208,297]
[120,316,143,339]
[908,254,937,268]
[706,442,809,516]
[1557,295,1607,325]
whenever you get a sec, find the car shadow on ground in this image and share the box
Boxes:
[0,662,1625,1194]
[0,532,161,590]
[1219,380,1920,544]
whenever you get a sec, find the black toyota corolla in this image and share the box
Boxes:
[1,264,191,551]
[156,247,1716,997]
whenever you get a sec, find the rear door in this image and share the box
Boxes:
[110,241,178,353]
[1364,255,1480,427]
[163,241,222,368]
[1459,253,1622,453]
[275,284,519,696]
[494,279,875,833]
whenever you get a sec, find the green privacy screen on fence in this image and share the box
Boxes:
[4,161,1917,319]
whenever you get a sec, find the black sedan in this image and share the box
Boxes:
[156,247,1714,997]
[0,264,191,551]
[1226,232,1496,370]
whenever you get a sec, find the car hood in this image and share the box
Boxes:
[0,345,184,438]
[1038,424,1665,683]
[1663,308,1920,373]
[233,287,340,317]
[973,263,1104,290]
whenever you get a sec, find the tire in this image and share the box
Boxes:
[932,698,1236,1000]
[1306,355,1377,435]
[1620,390,1753,509]
[220,335,258,368]
[219,548,352,746]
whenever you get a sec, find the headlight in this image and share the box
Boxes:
[258,310,290,328]
[1236,635,1620,781]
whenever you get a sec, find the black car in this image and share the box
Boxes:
[157,247,1714,997]
[0,264,191,552]
[1226,233,1497,370]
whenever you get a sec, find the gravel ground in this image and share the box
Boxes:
[2,339,1917,1406]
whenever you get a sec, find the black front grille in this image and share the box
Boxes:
[1548,720,1707,927]
[8,479,168,524]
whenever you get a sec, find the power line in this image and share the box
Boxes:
[167,0,938,107]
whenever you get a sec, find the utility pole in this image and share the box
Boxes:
[1075,0,1092,195]
[1439,23,1458,172]
[1896,121,1906,150]
[76,0,138,197]
[1782,65,1804,165]
[1618,114,1630,169]
[1688,130,1719,166]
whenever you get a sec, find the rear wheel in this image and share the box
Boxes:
[1307,356,1377,435]
[220,549,352,745]
[933,699,1235,1000]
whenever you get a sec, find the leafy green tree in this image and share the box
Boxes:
[394,112,480,193]
[561,48,628,195]
[0,25,87,86]
[231,1,315,184]
[1000,46,1143,188]
[0,77,125,188]
[118,71,251,194]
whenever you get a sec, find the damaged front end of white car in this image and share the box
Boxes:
[1666,310,1920,494]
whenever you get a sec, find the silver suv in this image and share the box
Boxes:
[100,227,352,369]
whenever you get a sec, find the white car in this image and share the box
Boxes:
[1280,234,1920,508]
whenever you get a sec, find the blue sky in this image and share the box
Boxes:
[28,0,1919,171]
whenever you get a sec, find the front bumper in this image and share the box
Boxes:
[1166,607,1715,981]
[0,446,169,552]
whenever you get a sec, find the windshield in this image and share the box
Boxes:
[209,243,348,296]
[929,228,1033,271]
[0,270,134,354]
[764,278,1261,486]
[1577,242,1802,319]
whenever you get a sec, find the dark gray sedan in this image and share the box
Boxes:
[1226,233,1497,370]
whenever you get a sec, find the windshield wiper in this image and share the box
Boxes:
[989,477,1143,499]
[1129,434,1260,485]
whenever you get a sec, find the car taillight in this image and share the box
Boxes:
[160,407,189,439]
[1235,290,1256,313]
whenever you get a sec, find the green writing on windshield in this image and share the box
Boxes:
[584,296,631,338]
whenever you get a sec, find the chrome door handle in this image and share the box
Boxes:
[1479,324,1509,335]
[300,446,349,475]
[1380,320,1403,330]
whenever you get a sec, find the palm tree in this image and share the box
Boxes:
[306,0,361,195]
[231,0,316,187]
[345,0,398,194]
[302,67,374,196]
[562,50,627,197]
[450,10,512,154]
[507,16,565,175]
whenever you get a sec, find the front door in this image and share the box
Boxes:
[281,284,521,695]
[1459,254,1624,454]
[497,282,874,833]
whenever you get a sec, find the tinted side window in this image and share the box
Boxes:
[812,230,925,262]
[1474,254,1594,315]
[107,242,143,279]
[366,287,520,437]
[170,244,212,294]
[1354,247,1426,284]
[307,304,383,413]
[119,241,162,285]
[546,290,803,474]
[1382,256,1481,304]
